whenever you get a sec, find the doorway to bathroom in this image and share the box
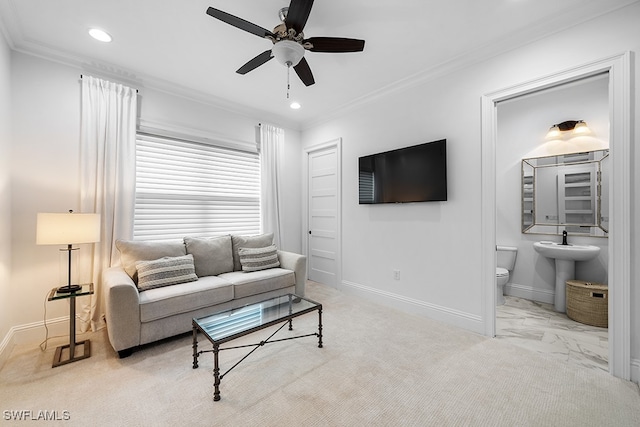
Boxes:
[494,75,610,372]
[480,53,632,380]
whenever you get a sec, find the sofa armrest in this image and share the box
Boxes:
[277,250,307,297]
[102,266,141,352]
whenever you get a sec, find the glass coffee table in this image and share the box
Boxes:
[192,294,323,401]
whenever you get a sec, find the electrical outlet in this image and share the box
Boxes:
[393,270,400,281]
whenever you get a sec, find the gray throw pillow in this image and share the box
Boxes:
[231,233,274,271]
[136,254,198,291]
[116,239,186,281]
[184,235,234,277]
[238,245,280,272]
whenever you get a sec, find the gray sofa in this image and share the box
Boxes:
[102,233,306,357]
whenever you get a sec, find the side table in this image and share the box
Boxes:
[47,283,93,368]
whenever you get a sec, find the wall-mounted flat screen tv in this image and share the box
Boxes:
[358,139,447,204]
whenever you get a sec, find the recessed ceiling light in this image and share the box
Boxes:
[290,102,301,109]
[89,28,112,43]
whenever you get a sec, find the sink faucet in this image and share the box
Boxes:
[562,230,568,245]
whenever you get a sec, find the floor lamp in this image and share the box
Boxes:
[36,210,101,293]
[37,210,101,367]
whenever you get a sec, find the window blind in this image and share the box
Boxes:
[134,133,261,240]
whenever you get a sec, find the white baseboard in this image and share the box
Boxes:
[505,283,555,305]
[631,358,640,385]
[0,330,15,370]
[340,280,639,385]
[341,280,484,334]
[0,316,68,370]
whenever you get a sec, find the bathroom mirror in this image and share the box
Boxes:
[521,149,609,237]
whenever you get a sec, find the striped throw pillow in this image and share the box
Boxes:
[136,254,198,291]
[237,245,280,272]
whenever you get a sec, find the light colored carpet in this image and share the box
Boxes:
[1,281,639,426]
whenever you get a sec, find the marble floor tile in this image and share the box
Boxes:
[496,296,608,372]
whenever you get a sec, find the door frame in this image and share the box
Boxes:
[480,52,632,380]
[303,138,342,287]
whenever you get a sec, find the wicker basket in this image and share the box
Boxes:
[566,280,608,327]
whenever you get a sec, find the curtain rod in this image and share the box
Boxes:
[80,74,139,93]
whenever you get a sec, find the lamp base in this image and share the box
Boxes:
[52,340,91,368]
[57,284,82,293]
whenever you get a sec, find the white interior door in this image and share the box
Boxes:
[307,143,340,287]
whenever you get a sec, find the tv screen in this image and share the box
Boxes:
[358,139,447,204]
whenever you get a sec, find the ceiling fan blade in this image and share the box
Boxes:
[206,7,275,39]
[236,50,274,75]
[304,37,365,53]
[285,0,314,34]
[293,57,315,86]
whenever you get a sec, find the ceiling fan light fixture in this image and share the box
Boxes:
[290,101,301,109]
[272,40,304,67]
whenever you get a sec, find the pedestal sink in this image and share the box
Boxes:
[533,241,601,312]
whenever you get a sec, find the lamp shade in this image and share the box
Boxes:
[36,212,101,245]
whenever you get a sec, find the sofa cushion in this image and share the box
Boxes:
[116,239,186,281]
[238,245,280,272]
[231,233,274,271]
[184,235,234,277]
[138,275,234,323]
[136,254,198,291]
[218,268,294,299]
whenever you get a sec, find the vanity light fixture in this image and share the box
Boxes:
[545,120,590,139]
[545,124,561,139]
[572,120,591,135]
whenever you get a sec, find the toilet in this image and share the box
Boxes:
[496,246,518,305]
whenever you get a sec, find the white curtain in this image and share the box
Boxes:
[259,124,284,248]
[79,76,137,332]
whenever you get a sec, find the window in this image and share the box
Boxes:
[134,133,261,240]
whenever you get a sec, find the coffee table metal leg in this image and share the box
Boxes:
[192,326,199,369]
[213,343,221,401]
[318,307,323,348]
[288,294,293,330]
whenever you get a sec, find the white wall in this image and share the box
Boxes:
[10,53,85,332]
[496,76,610,304]
[301,3,640,368]
[0,22,12,363]
[5,51,302,349]
[302,66,487,329]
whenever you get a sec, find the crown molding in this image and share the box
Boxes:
[13,38,301,130]
[298,0,640,130]
[0,1,301,131]
[2,0,636,133]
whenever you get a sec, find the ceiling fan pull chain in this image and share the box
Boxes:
[287,64,291,99]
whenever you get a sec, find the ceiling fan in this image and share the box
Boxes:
[206,0,365,87]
